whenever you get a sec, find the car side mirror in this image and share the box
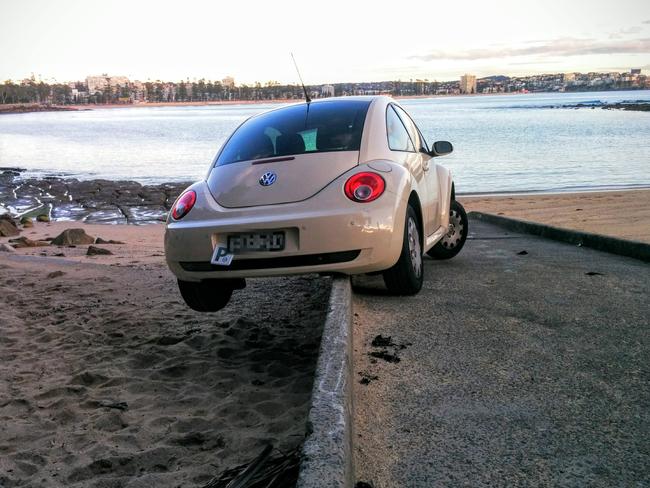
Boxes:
[431,140,453,157]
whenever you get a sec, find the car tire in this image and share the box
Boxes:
[427,200,468,260]
[383,204,424,295]
[177,279,244,312]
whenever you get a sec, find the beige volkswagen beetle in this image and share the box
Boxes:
[165,96,467,311]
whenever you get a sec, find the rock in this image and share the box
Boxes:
[0,215,19,237]
[95,237,125,245]
[51,228,95,246]
[47,270,66,279]
[20,216,33,227]
[0,243,16,252]
[1,170,192,225]
[87,245,113,256]
[36,214,50,222]
[9,236,50,248]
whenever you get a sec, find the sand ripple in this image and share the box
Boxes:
[0,259,329,487]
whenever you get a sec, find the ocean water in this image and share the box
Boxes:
[0,90,649,194]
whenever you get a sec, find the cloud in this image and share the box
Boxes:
[610,26,643,39]
[508,60,560,66]
[412,38,650,61]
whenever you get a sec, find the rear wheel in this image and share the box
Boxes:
[383,204,424,295]
[177,278,245,312]
[427,200,468,260]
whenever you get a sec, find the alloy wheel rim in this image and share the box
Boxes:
[441,209,464,249]
[407,217,422,278]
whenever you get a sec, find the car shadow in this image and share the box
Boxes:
[350,274,394,296]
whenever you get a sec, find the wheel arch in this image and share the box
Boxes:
[407,190,424,245]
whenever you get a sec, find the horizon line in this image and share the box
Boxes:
[2,68,647,86]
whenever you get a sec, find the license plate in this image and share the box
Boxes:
[227,232,285,253]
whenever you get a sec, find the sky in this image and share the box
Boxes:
[1,0,649,85]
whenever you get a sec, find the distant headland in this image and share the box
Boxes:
[1,69,648,111]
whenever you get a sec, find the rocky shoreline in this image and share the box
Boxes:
[0,103,87,114]
[554,100,650,111]
[0,168,190,224]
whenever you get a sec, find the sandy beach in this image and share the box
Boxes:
[1,187,648,486]
[0,221,330,487]
[460,189,650,243]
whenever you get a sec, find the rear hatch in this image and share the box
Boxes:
[208,152,359,208]
[207,99,371,208]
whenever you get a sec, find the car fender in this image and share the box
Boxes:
[355,160,422,268]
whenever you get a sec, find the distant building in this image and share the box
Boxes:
[321,84,335,97]
[86,75,108,93]
[109,76,130,87]
[563,72,576,82]
[459,74,476,94]
[222,76,235,88]
[631,68,641,75]
[86,75,130,93]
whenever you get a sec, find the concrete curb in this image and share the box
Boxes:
[469,211,650,262]
[297,276,354,488]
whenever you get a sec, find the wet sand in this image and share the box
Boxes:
[459,189,650,243]
[0,222,330,487]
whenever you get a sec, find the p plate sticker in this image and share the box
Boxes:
[211,246,234,266]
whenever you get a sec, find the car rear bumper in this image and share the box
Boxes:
[165,181,407,281]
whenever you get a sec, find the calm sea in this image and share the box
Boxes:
[1,90,649,194]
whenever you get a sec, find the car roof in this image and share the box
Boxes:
[308,95,392,104]
[248,95,393,119]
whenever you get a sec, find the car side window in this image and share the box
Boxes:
[386,106,415,152]
[392,105,423,152]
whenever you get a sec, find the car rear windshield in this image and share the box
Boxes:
[215,100,371,166]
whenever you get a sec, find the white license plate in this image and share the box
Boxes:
[228,232,285,253]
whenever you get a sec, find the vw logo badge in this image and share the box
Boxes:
[259,171,277,186]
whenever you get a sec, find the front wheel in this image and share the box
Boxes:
[427,200,468,260]
[177,278,245,312]
[383,204,424,295]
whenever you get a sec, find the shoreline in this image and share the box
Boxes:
[4,166,650,200]
[458,184,650,198]
[2,168,650,237]
[0,99,298,115]
[2,89,649,114]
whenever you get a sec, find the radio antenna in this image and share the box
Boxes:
[291,52,311,103]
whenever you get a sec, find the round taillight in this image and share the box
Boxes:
[344,172,385,203]
[171,190,197,220]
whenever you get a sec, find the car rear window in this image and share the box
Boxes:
[215,100,371,166]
